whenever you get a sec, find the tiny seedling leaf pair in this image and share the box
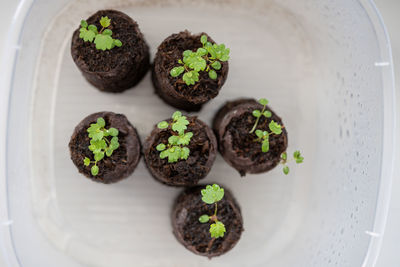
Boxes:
[198,184,226,239]
[170,35,230,85]
[251,98,283,153]
[83,117,120,176]
[280,150,304,175]
[156,111,193,163]
[79,16,122,51]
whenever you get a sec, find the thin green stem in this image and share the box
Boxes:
[249,105,266,134]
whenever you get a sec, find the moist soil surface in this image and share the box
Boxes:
[172,186,243,258]
[69,112,141,184]
[71,10,149,92]
[152,31,229,111]
[144,116,217,186]
[213,99,288,176]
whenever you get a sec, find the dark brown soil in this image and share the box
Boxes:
[152,31,229,111]
[172,185,243,258]
[69,111,141,184]
[213,99,288,176]
[71,10,150,92]
[143,116,217,186]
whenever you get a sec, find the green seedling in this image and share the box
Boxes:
[156,111,193,163]
[170,35,230,85]
[249,98,271,133]
[198,184,226,239]
[254,120,282,153]
[79,16,122,51]
[280,150,304,175]
[83,117,120,176]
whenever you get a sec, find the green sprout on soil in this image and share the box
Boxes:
[249,98,272,133]
[170,35,230,86]
[79,16,122,51]
[199,184,226,239]
[280,150,304,175]
[156,111,193,163]
[254,121,283,153]
[83,117,120,176]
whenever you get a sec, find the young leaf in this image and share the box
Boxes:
[199,214,210,223]
[283,166,290,175]
[200,35,207,45]
[255,129,264,139]
[181,147,190,160]
[178,132,193,145]
[105,148,113,157]
[168,135,179,145]
[293,150,304,163]
[157,121,169,129]
[281,152,287,160]
[252,110,261,118]
[263,110,272,118]
[108,128,119,137]
[80,20,88,28]
[94,34,113,51]
[201,184,224,204]
[261,139,270,152]
[209,70,217,80]
[83,157,91,166]
[172,111,182,120]
[211,61,221,70]
[79,28,96,42]
[156,143,166,151]
[88,24,98,33]
[99,16,111,28]
[210,221,226,238]
[170,66,185,77]
[94,152,104,161]
[114,39,122,47]
[259,98,269,106]
[269,120,282,135]
[91,165,99,176]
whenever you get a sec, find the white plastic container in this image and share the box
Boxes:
[0,0,395,266]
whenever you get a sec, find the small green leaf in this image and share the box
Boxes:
[209,70,217,80]
[114,39,122,47]
[199,214,210,223]
[293,150,304,164]
[80,20,88,28]
[263,110,272,118]
[97,117,105,127]
[99,16,111,28]
[255,129,263,139]
[269,120,282,135]
[181,147,190,160]
[170,66,185,77]
[103,29,112,36]
[168,135,179,145]
[283,166,290,175]
[210,221,226,238]
[160,150,168,159]
[183,50,192,57]
[91,165,99,176]
[200,35,207,45]
[83,157,91,166]
[178,132,193,145]
[157,121,169,129]
[88,24,98,34]
[259,98,269,106]
[94,34,113,51]
[183,70,200,86]
[105,148,113,157]
[79,28,96,42]
[196,47,207,56]
[201,184,224,204]
[252,110,261,118]
[94,152,104,161]
[261,139,270,153]
[172,111,182,120]
[211,61,221,70]
[108,127,119,137]
[156,143,166,151]
[281,152,287,160]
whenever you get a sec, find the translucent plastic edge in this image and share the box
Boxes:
[361,1,397,266]
[0,0,35,266]
[0,0,396,266]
